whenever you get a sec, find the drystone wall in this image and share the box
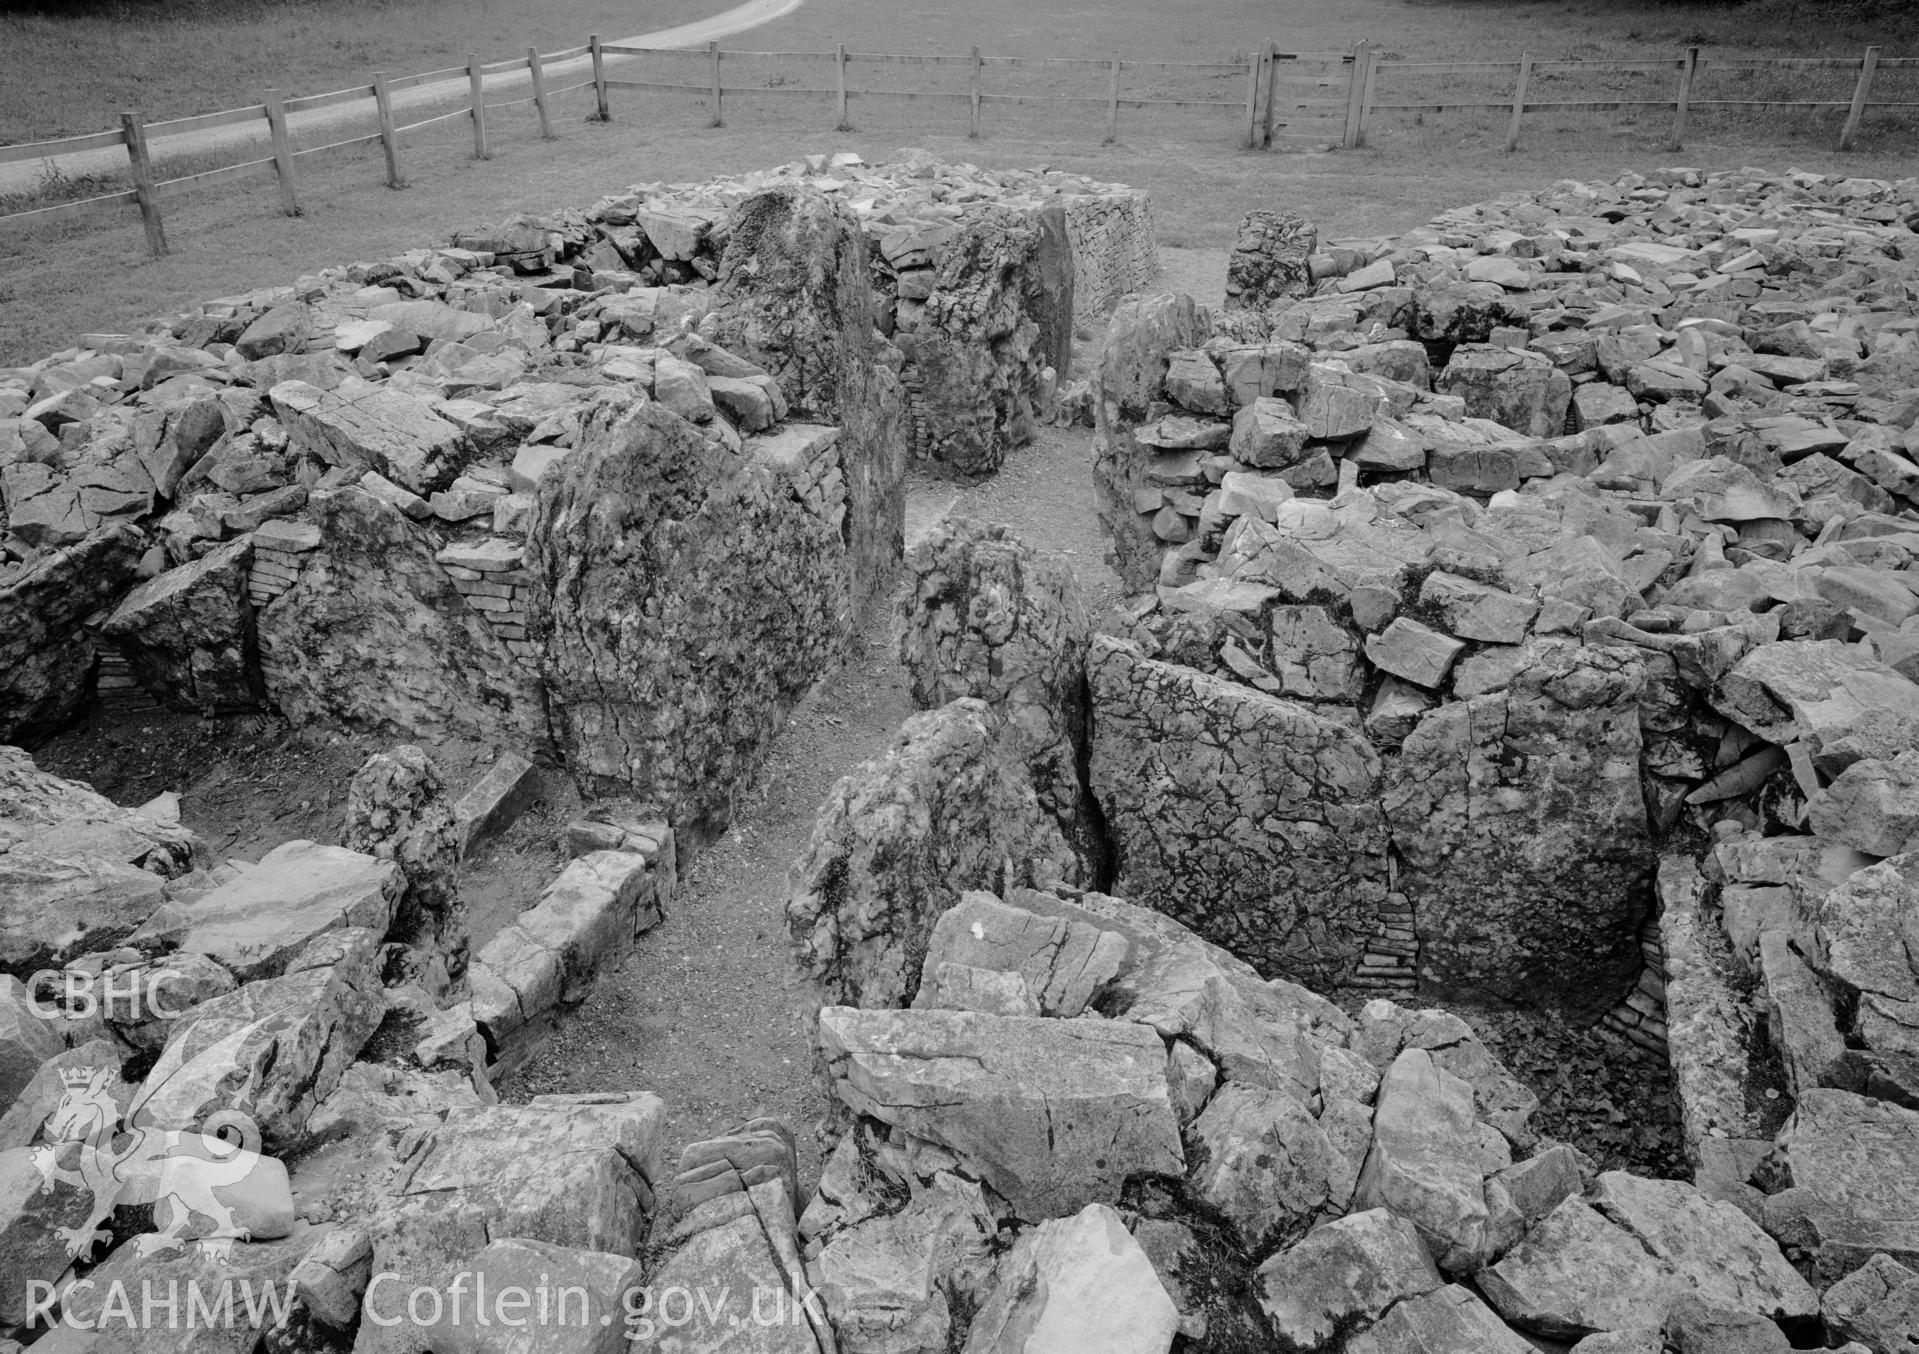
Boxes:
[1089,167,1919,1031]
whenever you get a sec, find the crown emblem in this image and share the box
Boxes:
[59,1067,99,1088]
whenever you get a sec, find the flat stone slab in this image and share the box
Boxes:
[817,1005,1183,1221]
[132,839,401,981]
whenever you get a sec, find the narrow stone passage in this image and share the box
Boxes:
[499,421,1123,1184]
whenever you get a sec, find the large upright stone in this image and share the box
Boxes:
[1088,635,1390,990]
[1385,638,1652,1017]
[1353,1049,1490,1274]
[98,536,261,713]
[707,185,909,613]
[896,518,1096,862]
[817,1005,1184,1220]
[527,397,851,843]
[0,524,143,745]
[341,745,465,993]
[909,208,1047,477]
[257,488,547,748]
[787,699,1079,1009]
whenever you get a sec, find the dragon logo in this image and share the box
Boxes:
[31,1061,269,1265]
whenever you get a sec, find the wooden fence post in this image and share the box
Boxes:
[1261,43,1281,148]
[1356,43,1380,147]
[468,55,490,159]
[969,46,983,138]
[1105,53,1121,144]
[263,89,303,215]
[1505,51,1532,152]
[1840,45,1880,150]
[591,35,610,120]
[118,111,168,257]
[1244,47,1262,148]
[1342,40,1370,148]
[1670,46,1698,151]
[528,47,555,139]
[709,41,723,127]
[372,70,404,187]
[836,44,849,130]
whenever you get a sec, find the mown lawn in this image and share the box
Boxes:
[0,0,1915,361]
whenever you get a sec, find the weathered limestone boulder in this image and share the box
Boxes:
[1348,1284,1534,1354]
[1384,639,1652,1017]
[1479,1197,1681,1341]
[0,1038,130,1149]
[807,1167,999,1354]
[645,1177,827,1354]
[961,1203,1178,1354]
[354,1092,664,1354]
[1436,345,1572,439]
[1823,1253,1919,1353]
[0,746,204,977]
[1759,931,1849,1098]
[1712,639,1919,776]
[271,379,468,494]
[817,1005,1184,1220]
[38,1227,318,1353]
[1353,1049,1490,1274]
[341,745,465,994]
[1188,1083,1347,1253]
[911,892,1126,1019]
[527,396,851,842]
[1591,1171,1816,1321]
[896,518,1096,861]
[0,524,143,745]
[258,487,547,748]
[97,536,261,712]
[134,838,400,981]
[1092,293,1212,591]
[908,208,1047,477]
[1808,853,1919,1056]
[424,1237,644,1354]
[134,928,384,1150]
[0,976,60,1113]
[1088,635,1390,990]
[707,185,910,614]
[1256,1208,1445,1352]
[787,699,1079,1009]
[1224,210,1317,310]
[1808,751,1919,858]
[1767,1089,1919,1282]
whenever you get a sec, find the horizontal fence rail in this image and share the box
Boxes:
[0,36,1910,254]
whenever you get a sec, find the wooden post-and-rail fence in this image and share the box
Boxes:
[1,38,1911,256]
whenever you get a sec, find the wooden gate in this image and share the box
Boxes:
[1246,42,1372,149]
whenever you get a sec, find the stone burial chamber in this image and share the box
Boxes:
[5,150,1919,1354]
[0,149,1154,851]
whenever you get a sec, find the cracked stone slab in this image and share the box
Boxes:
[817,1005,1183,1221]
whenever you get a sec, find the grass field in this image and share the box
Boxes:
[1,0,1916,362]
